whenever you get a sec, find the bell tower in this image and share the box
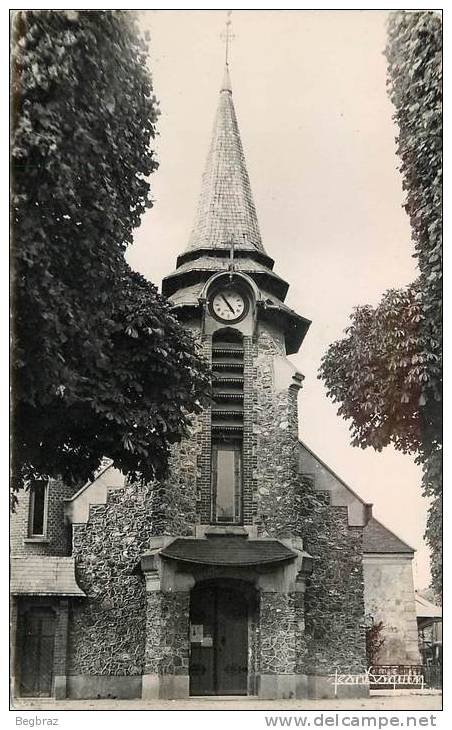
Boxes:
[162,60,310,531]
[135,57,324,699]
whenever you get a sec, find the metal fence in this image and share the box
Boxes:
[369,664,442,690]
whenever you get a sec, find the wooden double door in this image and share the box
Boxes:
[189,581,249,696]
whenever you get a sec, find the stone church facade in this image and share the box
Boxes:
[11,64,420,700]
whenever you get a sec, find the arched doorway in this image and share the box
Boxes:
[189,579,256,696]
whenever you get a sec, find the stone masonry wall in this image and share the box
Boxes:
[69,414,202,677]
[252,324,367,675]
[302,502,366,675]
[252,326,304,537]
[151,414,204,536]
[192,334,214,525]
[144,593,190,676]
[70,483,153,676]
[260,592,306,675]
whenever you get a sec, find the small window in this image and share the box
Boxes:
[212,441,242,523]
[29,480,48,537]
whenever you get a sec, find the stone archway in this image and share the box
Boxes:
[140,532,312,699]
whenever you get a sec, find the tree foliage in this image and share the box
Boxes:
[11,10,210,492]
[319,11,442,595]
[318,286,440,457]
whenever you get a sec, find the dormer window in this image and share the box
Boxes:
[28,480,48,538]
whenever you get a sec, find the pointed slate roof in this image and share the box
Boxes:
[162,61,311,354]
[186,65,265,254]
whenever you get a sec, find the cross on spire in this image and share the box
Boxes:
[220,10,235,66]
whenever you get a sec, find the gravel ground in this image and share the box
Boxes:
[11,693,442,712]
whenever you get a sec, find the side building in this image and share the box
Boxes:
[299,441,420,668]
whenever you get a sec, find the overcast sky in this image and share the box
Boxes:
[126,9,430,589]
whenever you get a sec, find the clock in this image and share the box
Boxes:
[210,288,247,323]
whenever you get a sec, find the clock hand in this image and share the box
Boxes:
[221,294,235,314]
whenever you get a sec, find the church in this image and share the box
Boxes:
[10,57,420,701]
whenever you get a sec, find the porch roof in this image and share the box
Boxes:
[159,536,298,566]
[10,557,86,597]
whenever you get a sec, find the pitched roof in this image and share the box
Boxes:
[185,65,265,255]
[10,557,85,597]
[168,282,310,354]
[362,517,415,554]
[162,255,289,301]
[415,592,442,619]
[166,255,279,278]
[167,281,204,308]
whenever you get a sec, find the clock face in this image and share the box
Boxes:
[211,288,246,322]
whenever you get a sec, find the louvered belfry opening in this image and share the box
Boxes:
[211,329,244,524]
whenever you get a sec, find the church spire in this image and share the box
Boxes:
[185,15,265,255]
